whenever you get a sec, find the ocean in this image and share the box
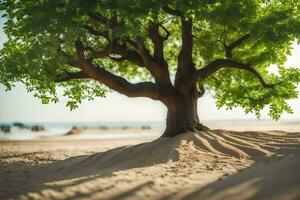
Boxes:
[1,120,299,140]
[0,121,165,140]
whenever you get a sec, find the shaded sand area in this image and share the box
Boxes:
[0,130,300,200]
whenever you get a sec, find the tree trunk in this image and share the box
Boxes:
[161,92,209,137]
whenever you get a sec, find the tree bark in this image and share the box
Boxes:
[161,89,209,137]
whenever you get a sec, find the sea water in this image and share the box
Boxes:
[0,121,164,140]
[1,120,299,140]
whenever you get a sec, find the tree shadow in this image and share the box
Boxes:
[106,181,154,200]
[0,139,173,200]
[1,130,300,200]
[178,155,300,200]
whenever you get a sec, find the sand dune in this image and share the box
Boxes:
[0,130,300,200]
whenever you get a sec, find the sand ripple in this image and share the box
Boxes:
[0,130,300,200]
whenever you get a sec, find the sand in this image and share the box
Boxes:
[0,130,300,200]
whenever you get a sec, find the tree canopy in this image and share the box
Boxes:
[0,0,300,120]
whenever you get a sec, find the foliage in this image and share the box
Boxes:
[0,0,300,119]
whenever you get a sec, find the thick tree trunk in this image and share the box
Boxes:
[161,93,209,137]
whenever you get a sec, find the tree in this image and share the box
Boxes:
[0,0,300,137]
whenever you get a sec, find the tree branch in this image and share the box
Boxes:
[89,43,115,59]
[88,12,115,28]
[225,34,251,58]
[135,36,171,85]
[197,84,205,98]
[198,59,274,88]
[74,40,160,99]
[148,23,166,62]
[159,24,170,41]
[178,19,193,68]
[175,19,196,90]
[112,43,146,67]
[86,13,149,68]
[84,25,110,41]
[86,13,172,86]
[135,36,154,65]
[77,38,146,68]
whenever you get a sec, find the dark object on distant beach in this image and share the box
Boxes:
[141,125,151,130]
[13,122,26,128]
[13,122,31,130]
[65,127,81,136]
[31,125,45,132]
[122,126,129,130]
[1,125,11,133]
[99,126,108,130]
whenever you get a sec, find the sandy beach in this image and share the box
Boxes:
[1,0,300,199]
[0,125,300,200]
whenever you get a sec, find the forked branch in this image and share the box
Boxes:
[135,36,171,85]
[73,40,160,99]
[198,59,275,88]
[224,34,251,58]
[84,25,110,41]
[86,11,171,86]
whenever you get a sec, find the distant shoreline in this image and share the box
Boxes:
[1,118,300,124]
[0,119,299,141]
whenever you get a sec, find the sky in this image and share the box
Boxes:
[0,18,299,123]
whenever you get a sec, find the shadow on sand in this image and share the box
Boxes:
[1,130,300,200]
[0,138,177,199]
[177,155,300,200]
